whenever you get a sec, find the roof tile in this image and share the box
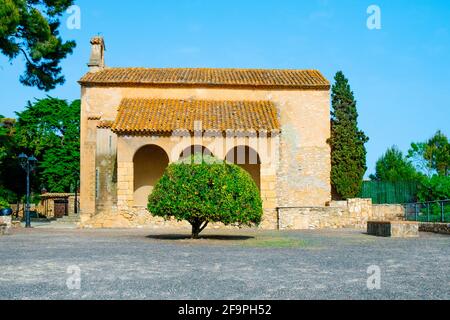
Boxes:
[80,68,329,90]
[111,98,280,134]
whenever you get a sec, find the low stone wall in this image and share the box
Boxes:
[278,199,405,230]
[81,207,239,230]
[0,216,11,235]
[372,204,405,221]
[0,216,11,228]
[81,207,186,229]
[81,198,406,231]
[419,223,450,235]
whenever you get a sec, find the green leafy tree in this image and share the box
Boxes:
[408,130,450,177]
[148,155,263,239]
[328,71,369,199]
[0,197,10,209]
[0,0,76,90]
[0,116,20,203]
[14,97,80,192]
[370,146,420,182]
[0,115,15,165]
[417,175,450,202]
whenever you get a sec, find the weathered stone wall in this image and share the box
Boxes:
[372,204,405,221]
[278,206,348,230]
[81,206,246,230]
[419,223,450,235]
[279,199,405,230]
[96,128,118,213]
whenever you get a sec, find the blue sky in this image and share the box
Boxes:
[0,0,449,176]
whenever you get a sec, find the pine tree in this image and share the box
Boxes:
[0,0,76,91]
[329,71,369,199]
[370,146,420,182]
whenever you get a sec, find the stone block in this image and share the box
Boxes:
[11,221,22,229]
[0,224,7,235]
[367,221,419,238]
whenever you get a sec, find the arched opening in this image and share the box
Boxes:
[225,146,261,190]
[179,145,214,161]
[133,145,169,206]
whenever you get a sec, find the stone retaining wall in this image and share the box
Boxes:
[278,199,404,230]
[81,207,241,230]
[81,198,406,231]
[419,222,450,235]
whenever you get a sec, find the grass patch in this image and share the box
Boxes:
[240,236,311,248]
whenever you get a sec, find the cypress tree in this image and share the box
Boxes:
[329,71,369,199]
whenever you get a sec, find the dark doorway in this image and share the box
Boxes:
[54,200,68,218]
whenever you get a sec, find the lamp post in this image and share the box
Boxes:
[18,153,37,228]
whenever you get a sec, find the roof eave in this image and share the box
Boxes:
[78,81,330,91]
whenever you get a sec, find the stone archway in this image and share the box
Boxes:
[225,146,261,190]
[133,145,169,206]
[179,145,214,161]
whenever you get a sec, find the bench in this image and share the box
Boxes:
[367,221,419,238]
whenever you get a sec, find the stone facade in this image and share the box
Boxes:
[79,37,332,229]
[278,199,405,230]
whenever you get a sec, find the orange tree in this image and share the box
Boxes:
[148,155,263,239]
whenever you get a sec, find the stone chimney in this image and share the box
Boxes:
[88,36,105,72]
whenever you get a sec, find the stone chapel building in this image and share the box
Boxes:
[78,36,331,229]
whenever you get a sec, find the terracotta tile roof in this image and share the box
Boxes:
[97,120,113,129]
[111,98,280,134]
[79,68,329,90]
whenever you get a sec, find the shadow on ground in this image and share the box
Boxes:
[146,234,254,241]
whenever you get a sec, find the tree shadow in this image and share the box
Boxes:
[146,234,254,241]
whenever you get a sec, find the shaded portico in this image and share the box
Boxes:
[112,98,280,221]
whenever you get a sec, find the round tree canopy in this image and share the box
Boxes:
[148,154,263,237]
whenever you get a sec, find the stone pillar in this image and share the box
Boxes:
[45,198,56,219]
[96,128,118,213]
[68,195,76,215]
[80,113,98,223]
[117,161,134,211]
[260,163,278,230]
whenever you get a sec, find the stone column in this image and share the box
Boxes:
[117,161,134,211]
[260,163,278,230]
[68,195,75,215]
[80,111,98,222]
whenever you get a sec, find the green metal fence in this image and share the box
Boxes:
[405,200,450,223]
[359,181,418,204]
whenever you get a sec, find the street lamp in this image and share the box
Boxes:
[18,153,38,228]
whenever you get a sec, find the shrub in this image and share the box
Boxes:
[148,155,263,238]
[0,197,10,210]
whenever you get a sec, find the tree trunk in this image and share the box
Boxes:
[190,219,209,239]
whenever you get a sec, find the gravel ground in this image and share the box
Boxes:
[0,227,449,300]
